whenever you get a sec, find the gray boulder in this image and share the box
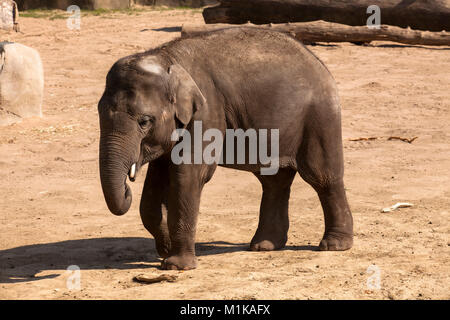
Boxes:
[0,42,44,126]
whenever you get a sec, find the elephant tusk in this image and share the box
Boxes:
[129,163,136,181]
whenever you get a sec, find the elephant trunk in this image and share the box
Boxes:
[99,134,136,216]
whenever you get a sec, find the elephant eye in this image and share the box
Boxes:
[138,115,153,129]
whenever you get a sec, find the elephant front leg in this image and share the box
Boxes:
[139,160,171,258]
[161,164,210,270]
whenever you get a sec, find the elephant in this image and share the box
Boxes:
[98,28,353,270]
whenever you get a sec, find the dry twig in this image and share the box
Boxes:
[133,274,178,284]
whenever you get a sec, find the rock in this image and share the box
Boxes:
[0,0,19,32]
[0,42,44,126]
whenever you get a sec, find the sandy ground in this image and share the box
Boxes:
[0,9,449,300]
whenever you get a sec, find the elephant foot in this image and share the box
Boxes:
[161,254,197,270]
[250,234,287,251]
[318,231,353,251]
[155,238,171,259]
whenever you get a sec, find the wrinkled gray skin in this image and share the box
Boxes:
[98,28,353,270]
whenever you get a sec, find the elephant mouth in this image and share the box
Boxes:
[128,163,137,182]
[127,147,164,183]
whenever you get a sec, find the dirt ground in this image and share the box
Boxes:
[0,8,449,300]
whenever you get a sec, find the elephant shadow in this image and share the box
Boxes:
[0,237,247,284]
[0,237,317,284]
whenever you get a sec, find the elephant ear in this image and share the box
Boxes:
[168,64,206,126]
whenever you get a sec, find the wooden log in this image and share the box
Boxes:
[203,0,450,32]
[181,21,450,46]
[136,0,218,7]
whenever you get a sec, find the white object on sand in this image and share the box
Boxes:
[0,42,44,126]
[381,202,414,213]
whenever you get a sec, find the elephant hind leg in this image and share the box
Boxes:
[250,168,296,251]
[296,114,353,251]
[139,159,171,258]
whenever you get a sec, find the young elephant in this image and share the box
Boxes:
[98,28,353,270]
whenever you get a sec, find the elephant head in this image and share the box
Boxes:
[98,55,206,215]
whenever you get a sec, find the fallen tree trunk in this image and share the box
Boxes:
[181,21,450,46]
[203,0,450,32]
